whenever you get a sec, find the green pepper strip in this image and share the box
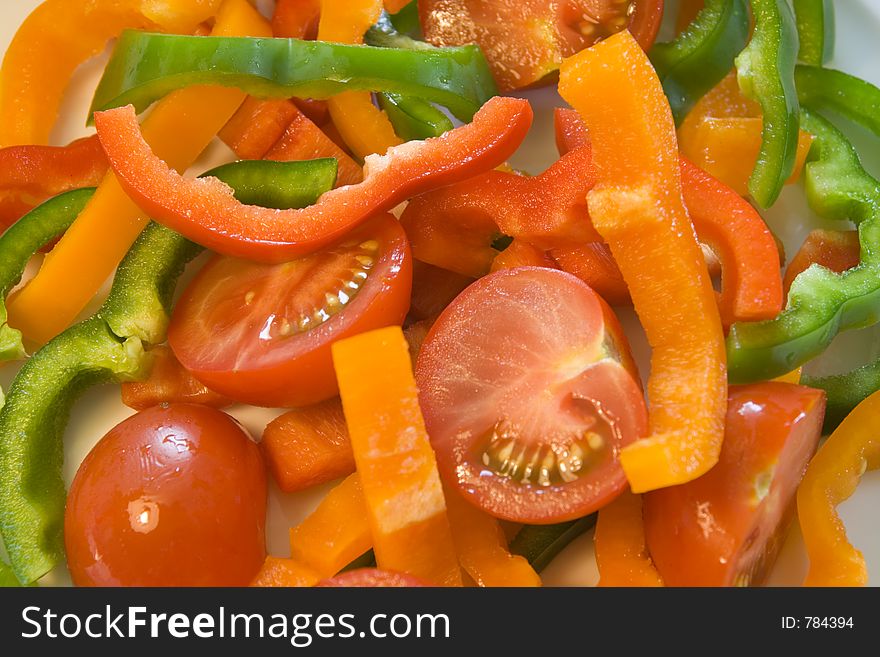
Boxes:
[802,360,880,434]
[650,0,750,125]
[509,515,598,574]
[795,65,880,138]
[793,0,835,66]
[365,12,454,141]
[89,31,497,126]
[0,159,336,585]
[388,0,420,37]
[734,0,800,208]
[727,109,880,383]
[0,190,95,363]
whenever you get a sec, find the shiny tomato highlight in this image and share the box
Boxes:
[64,404,267,587]
[416,267,647,524]
[168,213,412,408]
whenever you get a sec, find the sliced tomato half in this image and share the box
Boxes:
[168,213,411,408]
[416,267,647,524]
[420,0,664,91]
[644,382,826,586]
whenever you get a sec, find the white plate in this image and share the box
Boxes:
[1,0,879,587]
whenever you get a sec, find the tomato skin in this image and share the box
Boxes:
[316,568,428,587]
[416,267,647,524]
[420,0,664,91]
[643,383,826,587]
[64,404,267,587]
[168,213,412,408]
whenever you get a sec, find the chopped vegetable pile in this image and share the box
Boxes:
[0,0,878,588]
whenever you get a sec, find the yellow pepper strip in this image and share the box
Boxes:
[317,0,403,159]
[798,390,880,586]
[594,490,664,587]
[774,368,802,384]
[0,0,223,147]
[332,326,463,586]
[444,485,542,587]
[559,31,727,492]
[289,474,373,578]
[6,0,269,347]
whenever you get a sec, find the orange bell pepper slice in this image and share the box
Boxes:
[332,326,463,586]
[594,489,664,587]
[0,0,224,147]
[490,239,556,273]
[218,98,300,160]
[444,486,541,587]
[554,106,782,326]
[0,136,108,232]
[264,106,364,187]
[120,345,231,411]
[6,0,271,346]
[559,31,727,493]
[783,229,860,297]
[250,556,321,587]
[798,390,880,586]
[317,0,403,159]
[261,399,356,493]
[273,0,320,39]
[289,474,373,578]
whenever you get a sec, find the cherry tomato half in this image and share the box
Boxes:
[168,212,412,408]
[416,267,647,524]
[64,404,267,587]
[644,382,826,586]
[419,0,664,91]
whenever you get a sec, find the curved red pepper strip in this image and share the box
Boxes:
[554,108,782,327]
[399,146,600,277]
[94,98,532,262]
[0,136,108,232]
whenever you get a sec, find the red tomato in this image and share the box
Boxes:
[419,0,664,91]
[643,382,826,586]
[317,568,428,587]
[64,404,267,587]
[416,267,647,524]
[168,213,412,407]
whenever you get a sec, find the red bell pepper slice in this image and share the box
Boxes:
[783,229,860,297]
[554,107,782,326]
[0,136,108,232]
[94,97,532,262]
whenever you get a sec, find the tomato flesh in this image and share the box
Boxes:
[168,213,412,408]
[317,568,428,587]
[643,383,826,586]
[419,0,664,91]
[416,267,647,524]
[64,404,267,587]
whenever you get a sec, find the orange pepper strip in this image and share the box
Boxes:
[6,0,270,347]
[218,98,300,160]
[0,0,223,147]
[797,391,880,586]
[680,117,814,196]
[262,399,356,493]
[383,0,412,13]
[489,239,556,273]
[289,474,373,578]
[594,490,664,587]
[332,326,463,586]
[559,31,727,493]
[273,0,321,39]
[250,556,321,587]
[317,0,403,159]
[444,486,541,587]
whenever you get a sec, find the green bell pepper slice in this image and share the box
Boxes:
[0,159,335,585]
[509,515,598,573]
[0,189,95,363]
[727,109,880,383]
[365,11,453,141]
[651,0,750,125]
[795,65,880,139]
[793,0,835,66]
[802,359,880,434]
[89,31,497,125]
[735,0,801,208]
